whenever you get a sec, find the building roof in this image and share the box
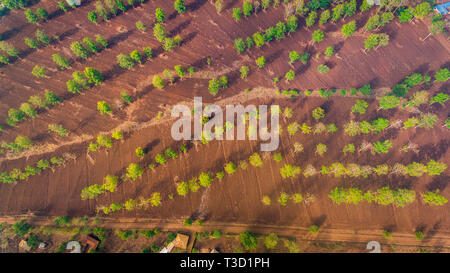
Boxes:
[173,233,189,249]
[435,2,450,15]
[80,234,100,252]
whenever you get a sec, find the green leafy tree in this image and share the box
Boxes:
[286,15,298,33]
[289,51,300,64]
[413,2,431,19]
[243,1,253,16]
[135,20,146,31]
[198,172,213,187]
[341,20,356,38]
[82,37,99,53]
[174,0,186,14]
[24,37,39,49]
[264,233,279,249]
[52,54,70,70]
[312,107,325,120]
[84,67,102,85]
[234,38,246,53]
[312,29,324,43]
[130,50,142,64]
[317,64,329,73]
[324,46,334,58]
[256,56,266,69]
[177,181,189,196]
[96,35,108,48]
[379,95,400,109]
[398,7,413,23]
[351,100,368,114]
[126,163,143,181]
[32,65,46,78]
[239,231,257,250]
[422,190,448,206]
[88,11,98,24]
[233,7,242,21]
[97,101,112,115]
[434,68,449,82]
[285,69,295,81]
[24,9,39,24]
[155,8,165,23]
[70,42,89,59]
[306,11,317,28]
[319,10,330,24]
[153,23,166,42]
[152,75,164,89]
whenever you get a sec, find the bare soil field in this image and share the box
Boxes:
[0,0,449,252]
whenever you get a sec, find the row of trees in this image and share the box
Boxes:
[152,65,195,89]
[117,47,152,69]
[329,186,447,207]
[87,129,123,152]
[234,15,298,53]
[0,41,19,64]
[0,153,72,184]
[5,90,61,127]
[87,0,146,24]
[24,29,51,50]
[97,191,161,215]
[70,35,108,60]
[24,7,48,24]
[153,23,182,51]
[66,67,103,94]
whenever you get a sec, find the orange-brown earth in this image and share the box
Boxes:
[0,0,449,249]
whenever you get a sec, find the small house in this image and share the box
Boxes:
[435,2,450,15]
[172,233,189,250]
[80,234,100,252]
[19,240,31,252]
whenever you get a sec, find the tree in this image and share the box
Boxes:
[82,37,99,53]
[434,68,449,82]
[380,12,394,27]
[252,32,265,48]
[261,195,271,205]
[224,162,237,174]
[419,113,437,129]
[35,29,50,46]
[58,1,69,12]
[84,67,102,85]
[103,175,119,192]
[316,143,327,156]
[345,0,356,17]
[97,101,112,115]
[239,65,250,79]
[96,35,108,48]
[239,231,257,250]
[233,7,242,21]
[286,15,298,33]
[214,0,224,13]
[317,64,329,73]
[48,123,68,136]
[422,190,448,206]
[19,102,36,118]
[135,20,146,32]
[285,70,295,81]
[379,95,400,109]
[331,3,345,22]
[44,91,61,106]
[341,20,356,38]
[275,21,286,39]
[426,160,447,176]
[15,135,33,149]
[24,37,39,49]
[198,172,213,187]
[243,1,253,16]
[177,181,189,196]
[249,153,263,167]
[96,135,112,148]
[234,38,246,53]
[155,153,166,165]
[152,75,164,89]
[324,46,334,58]
[88,11,98,24]
[24,9,38,24]
[365,14,380,32]
[256,56,266,69]
[52,54,70,70]
[163,37,175,51]
[174,0,186,14]
[153,23,166,42]
[130,50,142,64]
[289,51,300,64]
[414,231,424,241]
[126,163,143,181]
[309,225,319,234]
[11,220,33,237]
[70,42,89,59]
[372,140,392,154]
[351,100,368,114]
[31,65,46,78]
[306,11,317,28]
[155,8,165,23]
[280,164,301,178]
[398,7,413,23]
[264,233,279,249]
[135,147,145,158]
[312,107,325,120]
[111,129,123,140]
[319,9,330,24]
[413,2,431,19]
[312,29,324,43]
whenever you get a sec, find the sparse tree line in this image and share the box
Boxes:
[96,192,161,215]
[278,159,447,181]
[329,186,447,207]
[87,0,146,24]
[152,22,183,51]
[116,46,152,69]
[0,40,20,64]
[70,35,108,60]
[261,191,316,207]
[4,90,61,128]
[0,153,75,184]
[66,67,103,94]
[152,65,195,89]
